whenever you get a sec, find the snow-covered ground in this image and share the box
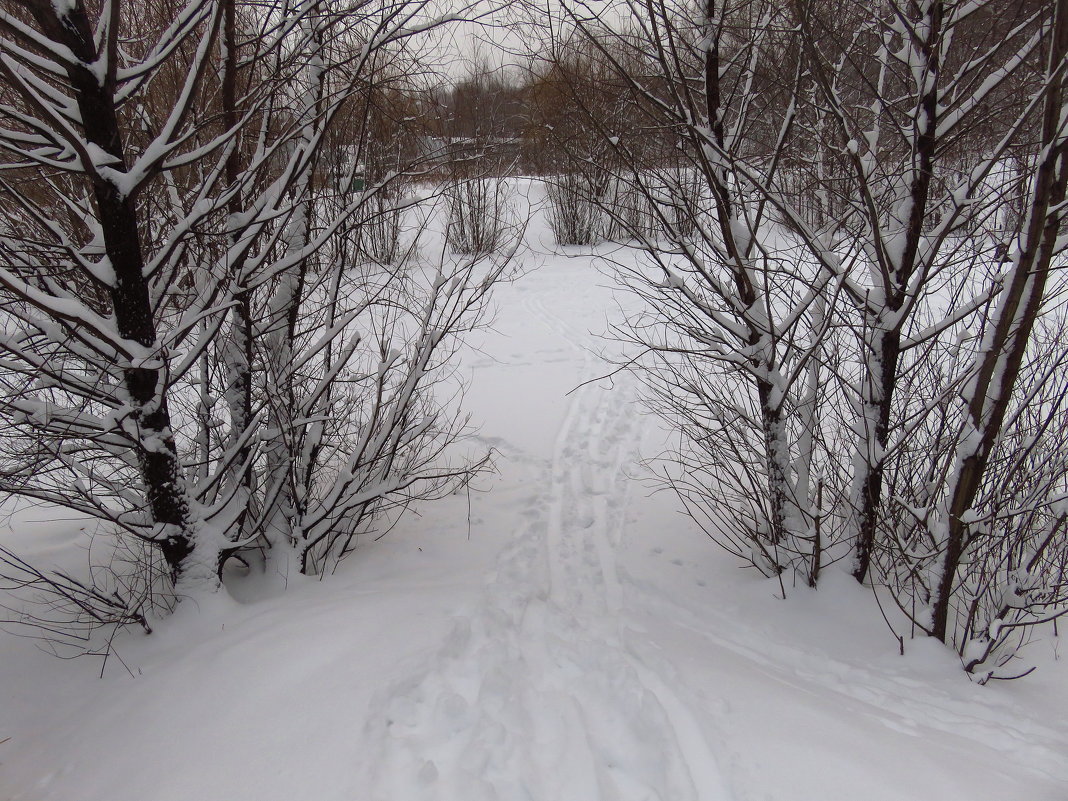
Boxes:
[2,187,1067,800]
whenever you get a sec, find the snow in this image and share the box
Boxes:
[2,185,1068,800]
[49,0,75,18]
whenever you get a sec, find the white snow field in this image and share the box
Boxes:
[2,184,1068,801]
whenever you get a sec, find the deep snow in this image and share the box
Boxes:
[2,187,1067,800]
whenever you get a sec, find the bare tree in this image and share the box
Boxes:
[917,0,1068,673]
[0,0,508,641]
[792,0,1054,589]
[0,0,226,588]
[541,0,833,585]
[542,0,1068,676]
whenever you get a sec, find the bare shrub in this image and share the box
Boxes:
[545,172,605,246]
[602,174,662,243]
[0,531,173,662]
[356,185,413,266]
[445,176,519,256]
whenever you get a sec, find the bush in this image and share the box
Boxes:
[546,172,605,246]
[445,177,519,257]
[356,186,410,265]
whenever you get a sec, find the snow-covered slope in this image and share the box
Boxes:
[2,191,1067,800]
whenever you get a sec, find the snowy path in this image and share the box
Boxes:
[358,251,1068,801]
[365,274,732,800]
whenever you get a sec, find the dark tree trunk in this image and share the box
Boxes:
[32,1,196,578]
[852,324,902,582]
[930,0,1068,642]
[852,0,943,585]
[221,0,256,514]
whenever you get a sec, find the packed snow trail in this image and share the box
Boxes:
[364,270,732,801]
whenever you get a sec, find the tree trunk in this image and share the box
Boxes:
[220,0,256,527]
[852,0,943,584]
[852,324,902,582]
[930,0,1068,643]
[34,2,199,581]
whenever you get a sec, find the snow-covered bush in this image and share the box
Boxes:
[601,175,662,243]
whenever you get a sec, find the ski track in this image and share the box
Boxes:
[364,282,733,800]
[624,579,1068,786]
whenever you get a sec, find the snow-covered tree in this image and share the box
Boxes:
[0,0,505,643]
[543,0,834,585]
[544,0,1068,675]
